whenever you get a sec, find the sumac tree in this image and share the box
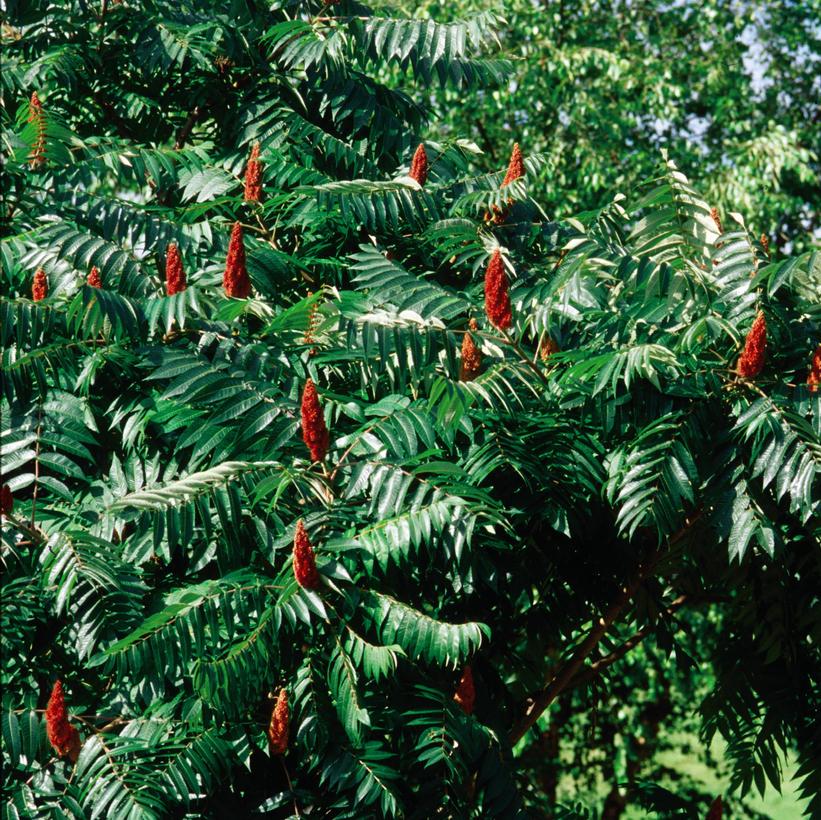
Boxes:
[1,1,819,818]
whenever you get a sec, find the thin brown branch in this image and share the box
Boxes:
[508,515,700,745]
[175,105,204,150]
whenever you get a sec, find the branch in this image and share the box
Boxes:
[508,515,700,745]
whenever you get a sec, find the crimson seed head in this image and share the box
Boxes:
[760,233,769,257]
[736,311,766,379]
[267,689,289,755]
[807,344,821,393]
[501,143,524,188]
[244,142,263,203]
[32,268,48,301]
[45,681,81,762]
[87,266,102,288]
[293,519,320,589]
[301,378,329,462]
[165,243,186,296]
[409,143,429,185]
[223,222,251,298]
[1,485,12,516]
[454,666,475,715]
[484,250,512,330]
[710,207,723,235]
[460,319,482,381]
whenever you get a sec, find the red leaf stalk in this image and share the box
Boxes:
[223,222,251,298]
[293,519,320,589]
[32,268,48,301]
[409,143,429,185]
[244,142,263,203]
[28,92,46,168]
[45,681,81,762]
[454,666,475,715]
[267,688,289,755]
[460,319,482,381]
[736,311,766,379]
[1,484,12,516]
[165,243,186,296]
[807,344,821,393]
[301,378,329,462]
[484,250,512,330]
[706,795,722,820]
[87,266,102,288]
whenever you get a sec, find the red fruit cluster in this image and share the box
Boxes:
[87,266,102,288]
[32,268,48,301]
[45,681,81,762]
[539,335,560,362]
[28,92,46,168]
[484,250,512,330]
[807,344,821,393]
[710,207,723,235]
[736,311,766,379]
[301,379,329,462]
[760,233,769,257]
[460,319,482,381]
[223,222,251,298]
[165,243,186,296]
[453,666,475,715]
[501,143,524,188]
[244,142,263,203]
[293,519,320,589]
[1,484,12,516]
[409,143,429,185]
[706,795,722,820]
[267,689,289,755]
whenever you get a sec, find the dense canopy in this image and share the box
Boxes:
[1,1,819,818]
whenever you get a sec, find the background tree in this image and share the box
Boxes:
[423,0,820,254]
[1,1,820,818]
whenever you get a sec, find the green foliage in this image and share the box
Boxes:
[1,1,819,818]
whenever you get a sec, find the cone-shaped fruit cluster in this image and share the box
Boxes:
[710,207,723,235]
[244,142,263,202]
[46,681,81,762]
[223,222,251,298]
[267,689,289,755]
[1,485,12,516]
[706,795,722,820]
[409,143,429,185]
[501,143,524,188]
[87,266,102,288]
[293,519,320,589]
[484,250,512,330]
[32,268,48,301]
[454,666,475,715]
[301,379,329,462]
[736,311,766,378]
[165,243,186,296]
[460,319,482,381]
[539,336,560,362]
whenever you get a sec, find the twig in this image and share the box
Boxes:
[508,515,700,745]
[278,756,301,818]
